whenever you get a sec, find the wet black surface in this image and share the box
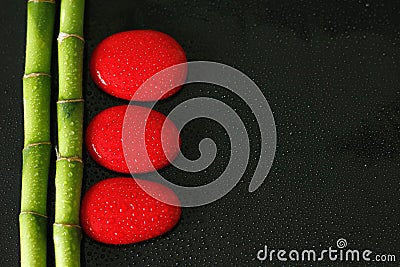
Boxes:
[1,0,400,266]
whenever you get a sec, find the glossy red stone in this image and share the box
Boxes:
[90,30,187,101]
[86,105,180,174]
[80,177,181,245]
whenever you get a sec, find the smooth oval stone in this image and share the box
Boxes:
[86,105,180,174]
[90,30,187,101]
[80,177,181,245]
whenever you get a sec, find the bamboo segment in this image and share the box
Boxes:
[19,212,48,267]
[54,0,85,266]
[53,224,82,266]
[20,0,55,266]
[23,75,51,147]
[20,144,51,267]
[54,159,84,225]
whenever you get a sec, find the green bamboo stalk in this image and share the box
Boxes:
[53,0,85,266]
[20,0,55,266]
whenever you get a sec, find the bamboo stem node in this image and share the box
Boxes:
[23,72,51,79]
[24,141,52,150]
[57,32,85,43]
[53,223,82,229]
[56,157,84,164]
[57,98,85,104]
[55,145,84,163]
[20,211,48,219]
[28,0,56,4]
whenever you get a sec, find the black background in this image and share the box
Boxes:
[1,0,400,266]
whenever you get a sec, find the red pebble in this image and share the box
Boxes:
[90,30,187,101]
[86,105,180,174]
[80,177,181,245]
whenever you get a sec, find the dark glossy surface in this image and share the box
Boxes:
[1,0,399,266]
